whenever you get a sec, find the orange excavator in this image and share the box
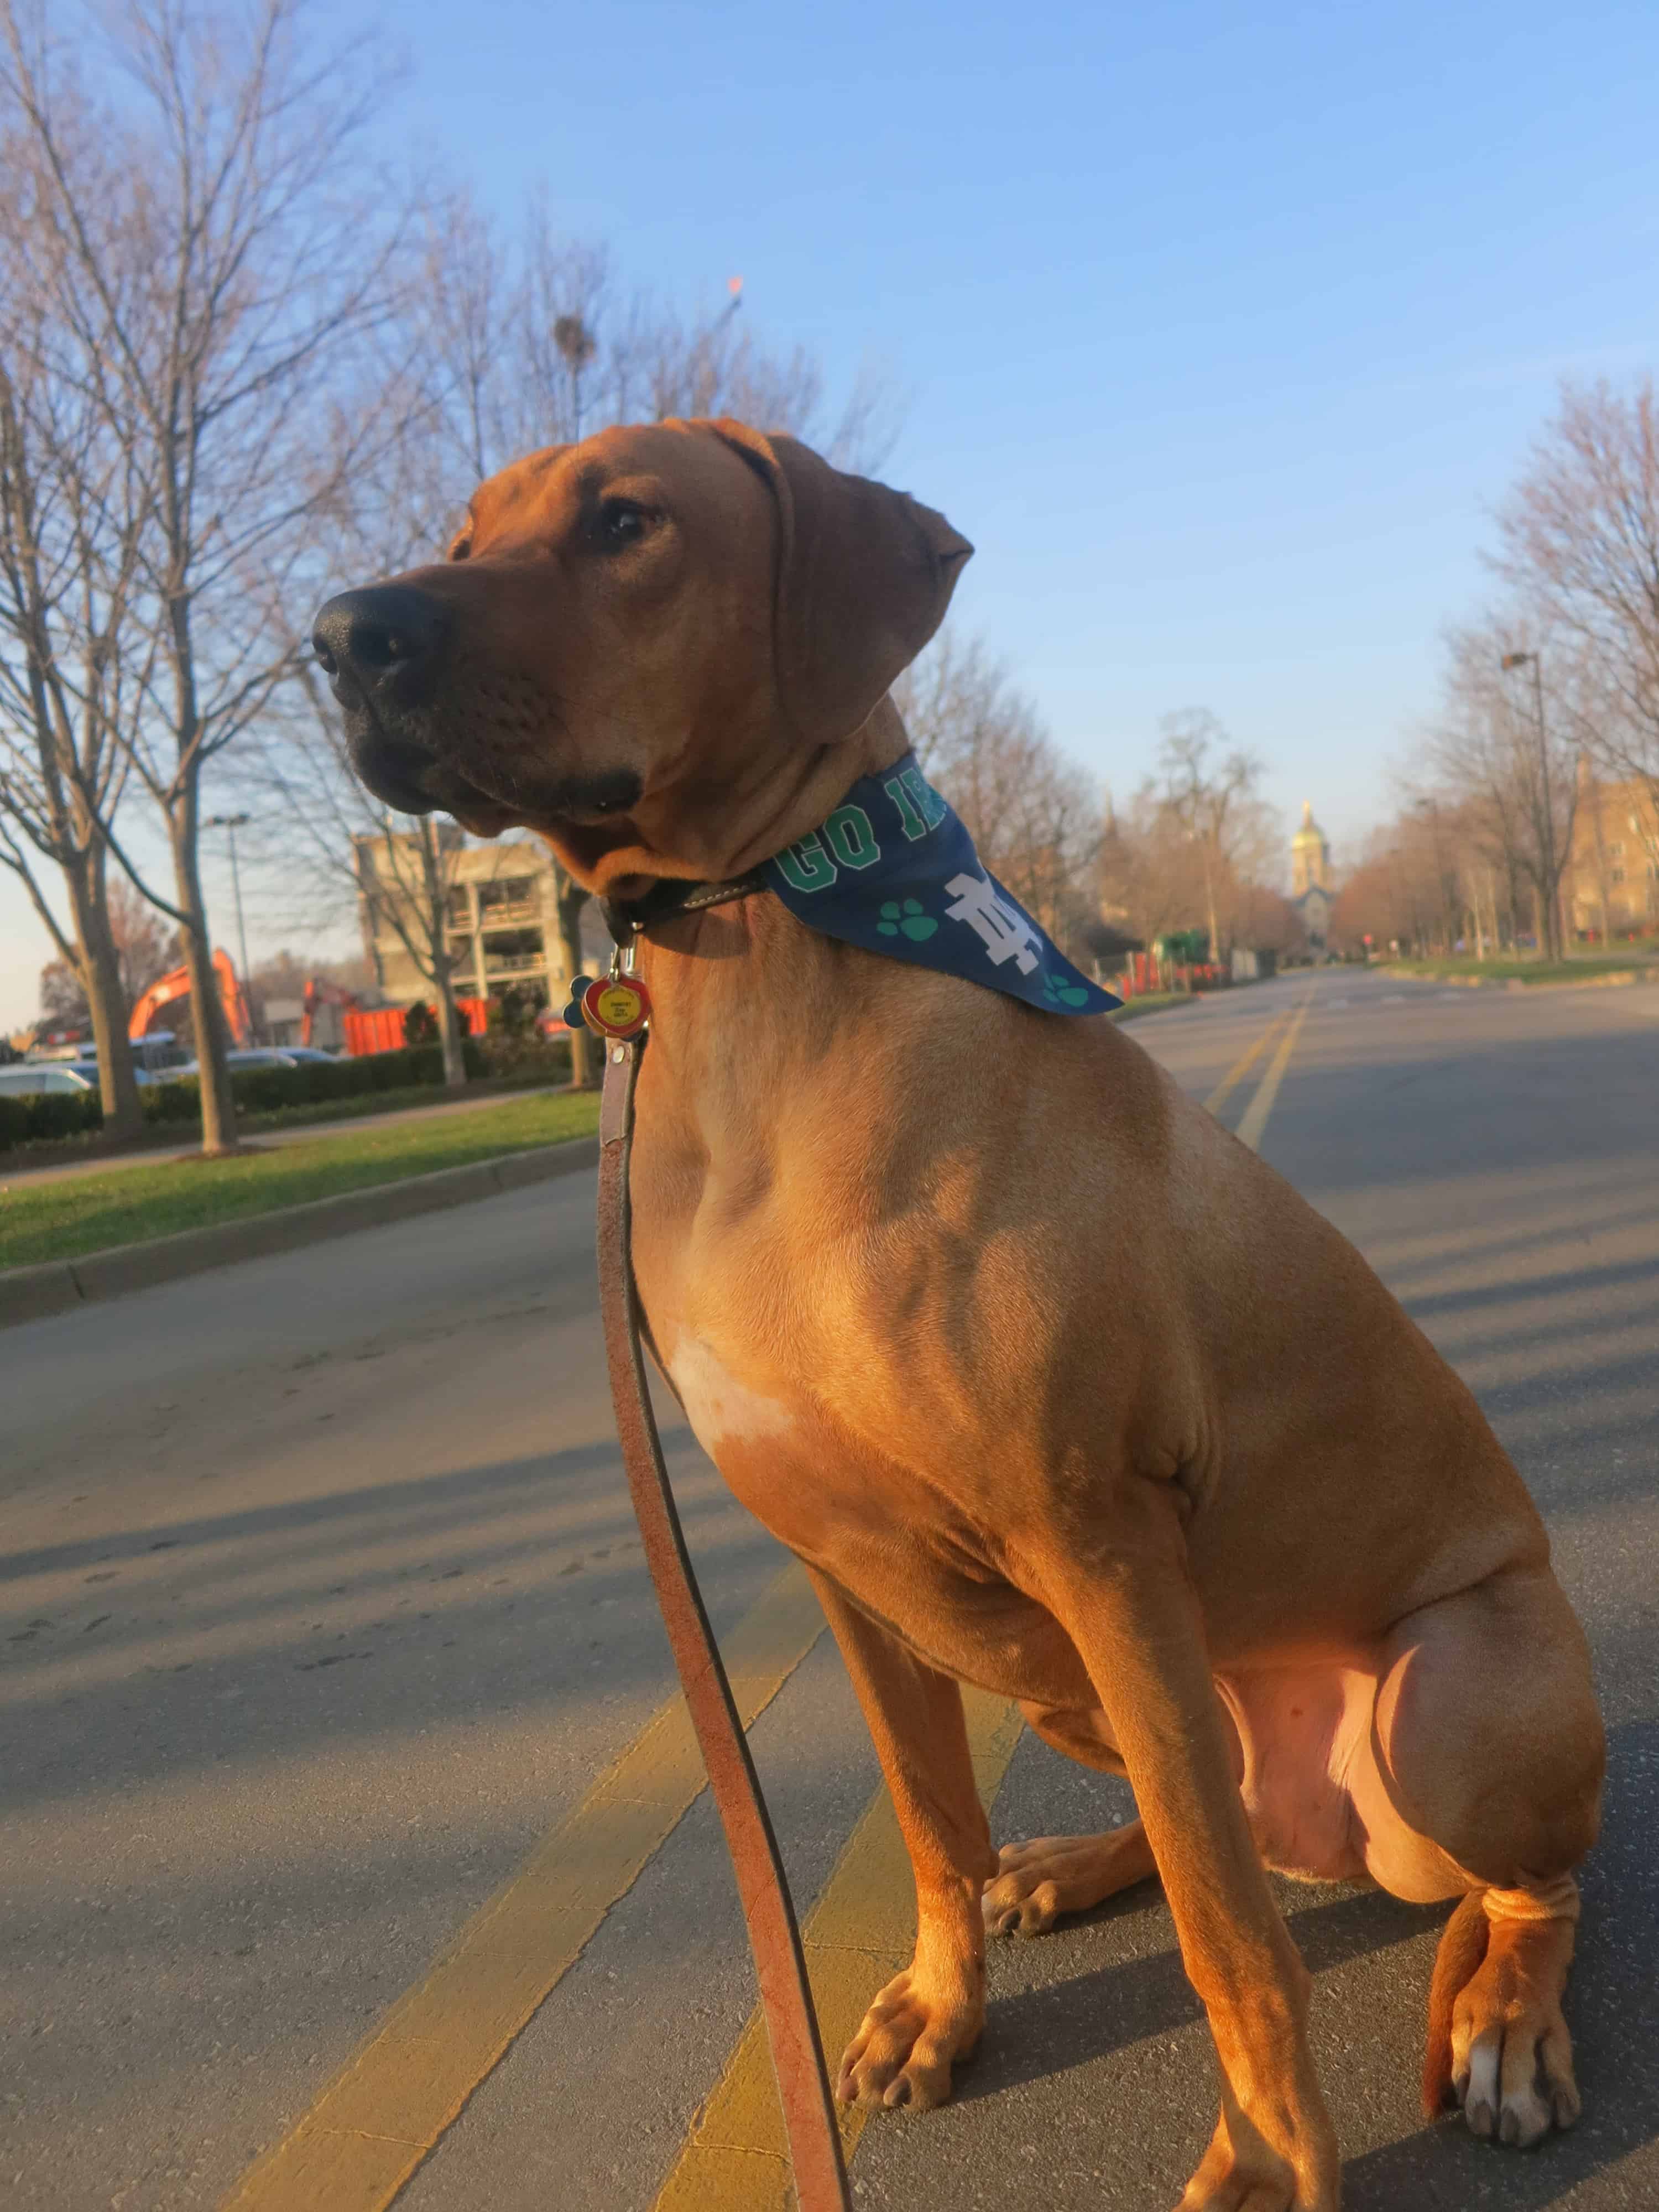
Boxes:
[128,949,252,1047]
[300,976,358,1048]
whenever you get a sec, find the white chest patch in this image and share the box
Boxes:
[667,1338,797,1457]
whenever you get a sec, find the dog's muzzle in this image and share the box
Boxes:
[312,583,455,811]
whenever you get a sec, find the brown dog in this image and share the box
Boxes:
[315,420,1604,2210]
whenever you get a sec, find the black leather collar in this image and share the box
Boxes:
[600,869,769,947]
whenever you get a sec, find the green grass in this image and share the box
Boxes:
[4,1071,567,1171]
[1384,953,1659,985]
[1109,991,1197,1020]
[0,1090,601,1271]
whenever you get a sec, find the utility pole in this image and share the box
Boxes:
[204,812,254,1041]
[1500,651,1557,959]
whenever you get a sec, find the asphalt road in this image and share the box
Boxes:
[4,968,1656,2212]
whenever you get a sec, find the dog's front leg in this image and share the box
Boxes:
[1035,1505,1340,2212]
[806,1567,998,2111]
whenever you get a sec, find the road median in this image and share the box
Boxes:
[1,1135,598,1329]
[1385,959,1657,991]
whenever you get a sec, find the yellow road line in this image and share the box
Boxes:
[653,1688,1025,2210]
[1234,991,1313,1154]
[1202,1002,1292,1118]
[218,1561,827,2212]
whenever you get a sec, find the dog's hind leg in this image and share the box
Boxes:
[983,1823,1157,1936]
[805,1568,1000,2111]
[1352,1562,1603,2149]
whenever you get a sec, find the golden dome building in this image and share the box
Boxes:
[1291,802,1333,948]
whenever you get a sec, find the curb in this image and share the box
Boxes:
[1385,967,1655,993]
[0,1137,599,1331]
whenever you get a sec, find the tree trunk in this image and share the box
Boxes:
[64,847,144,1142]
[416,818,469,1089]
[436,979,468,1089]
[169,796,239,1154]
[555,873,598,1089]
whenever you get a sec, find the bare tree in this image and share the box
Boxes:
[1,0,417,1150]
[1149,710,1275,964]
[1097,791,1209,957]
[1329,790,1536,961]
[1495,379,1659,809]
[1423,617,1585,957]
[0,325,152,1131]
[1093,714,1282,970]
[893,628,1102,956]
[252,667,506,1087]
[38,879,175,1027]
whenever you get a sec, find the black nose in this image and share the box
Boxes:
[312,585,450,696]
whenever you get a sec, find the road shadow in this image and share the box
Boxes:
[0,1426,787,1818]
[963,1884,1442,2099]
[1344,1718,1659,2208]
[938,1715,1659,2203]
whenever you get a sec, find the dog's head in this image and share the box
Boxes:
[312,419,971,894]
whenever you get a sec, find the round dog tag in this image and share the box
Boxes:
[581,974,651,1039]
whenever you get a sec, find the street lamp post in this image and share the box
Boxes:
[1500,650,1558,959]
[204,812,254,1041]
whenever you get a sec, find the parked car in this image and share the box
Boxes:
[166,1045,340,1079]
[58,1058,173,1089]
[0,1063,97,1096]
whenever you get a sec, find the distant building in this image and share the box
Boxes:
[1565,770,1659,938]
[353,830,573,1010]
[1290,801,1333,948]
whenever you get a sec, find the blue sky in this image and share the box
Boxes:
[6,0,1658,1026]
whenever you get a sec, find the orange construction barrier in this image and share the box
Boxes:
[341,998,489,1057]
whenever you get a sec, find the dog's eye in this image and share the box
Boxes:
[598,499,650,549]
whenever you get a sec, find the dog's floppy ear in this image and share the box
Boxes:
[711,421,972,745]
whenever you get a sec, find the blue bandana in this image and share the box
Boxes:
[764,754,1120,1016]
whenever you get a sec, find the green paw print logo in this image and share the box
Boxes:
[877,898,938,942]
[1042,972,1093,1008]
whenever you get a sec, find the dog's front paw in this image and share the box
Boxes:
[1175,2103,1339,2212]
[836,1960,983,2111]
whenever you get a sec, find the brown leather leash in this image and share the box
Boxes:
[596,1027,853,2212]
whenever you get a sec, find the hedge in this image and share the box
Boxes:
[139,1039,493,1123]
[0,1091,104,1146]
[0,1035,573,1151]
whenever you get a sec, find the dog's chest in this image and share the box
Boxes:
[666,1335,799,1455]
[660,1333,1092,1705]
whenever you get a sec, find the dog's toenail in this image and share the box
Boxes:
[1500,2110,1519,2145]
[1468,2100,1494,2137]
[885,2077,911,2107]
